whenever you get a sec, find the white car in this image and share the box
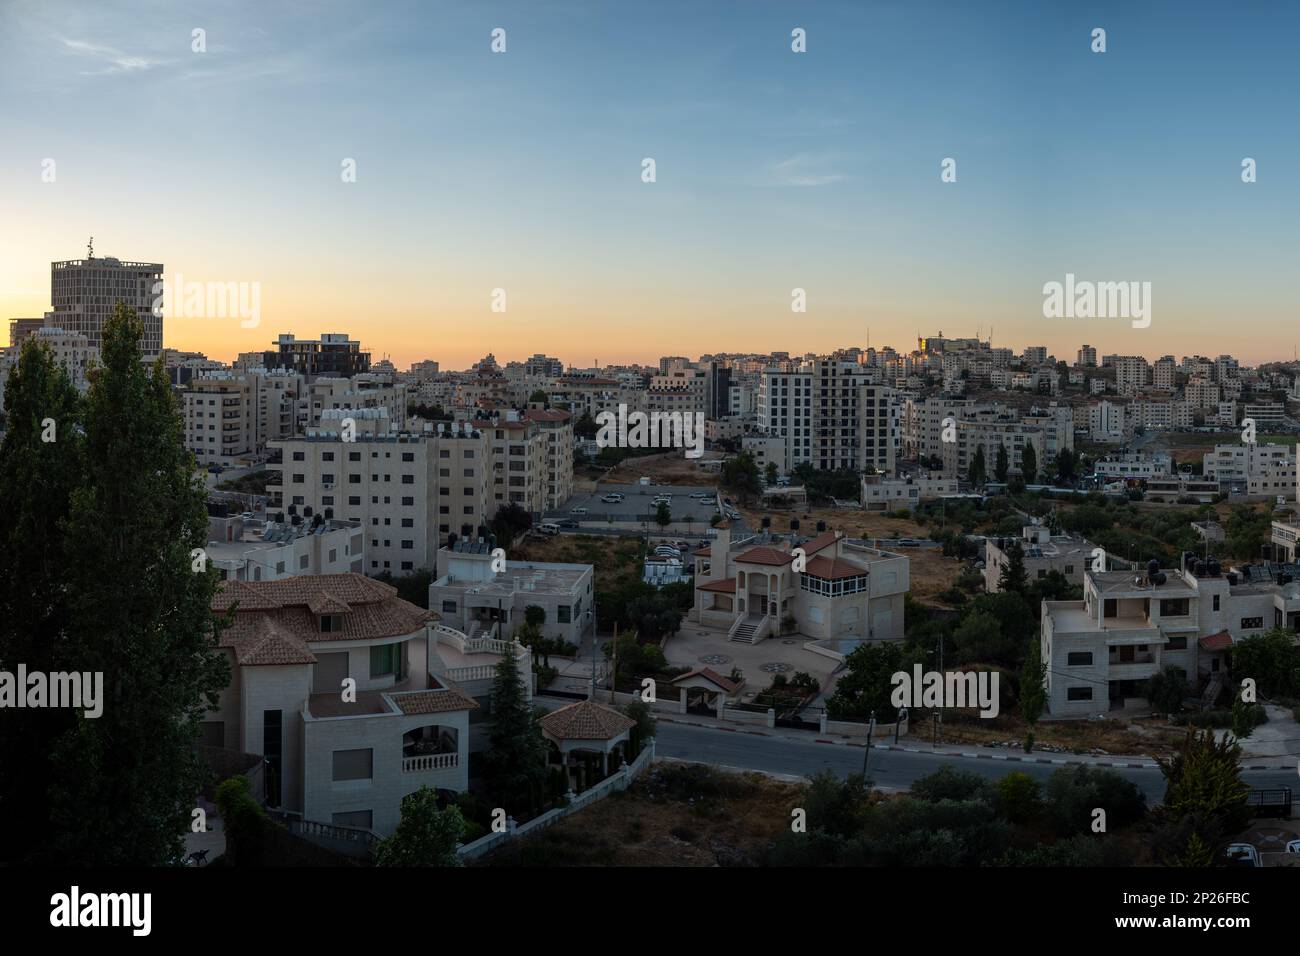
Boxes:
[1286,839,1300,854]
[1224,843,1261,867]
[570,507,588,515]
[601,494,622,503]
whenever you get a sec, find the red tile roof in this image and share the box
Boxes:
[672,667,742,694]
[699,577,737,593]
[1198,630,1234,652]
[736,546,794,567]
[538,700,635,741]
[802,531,840,556]
[804,556,868,580]
[392,686,479,715]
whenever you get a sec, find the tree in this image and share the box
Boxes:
[1145,665,1190,714]
[524,605,546,629]
[39,303,230,866]
[375,786,466,866]
[489,502,532,548]
[1231,628,1300,698]
[1055,447,1076,483]
[654,501,671,529]
[622,699,657,756]
[764,462,778,485]
[1044,765,1147,837]
[528,390,548,406]
[0,337,84,865]
[994,444,1009,483]
[993,772,1042,824]
[214,775,268,866]
[968,446,986,488]
[721,452,762,502]
[1019,639,1047,750]
[997,540,1029,594]
[574,410,598,440]
[1154,728,1250,861]
[484,646,551,818]
[1020,443,1037,485]
[826,641,912,721]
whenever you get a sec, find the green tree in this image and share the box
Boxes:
[994,444,1009,483]
[375,786,466,866]
[992,772,1042,824]
[528,390,549,406]
[1055,447,1076,483]
[1145,665,1190,714]
[1019,639,1047,750]
[721,452,762,502]
[622,699,657,756]
[968,446,986,488]
[214,775,268,866]
[574,410,598,440]
[1020,443,1037,485]
[1231,628,1300,698]
[997,540,1029,594]
[1044,765,1147,837]
[654,501,671,529]
[1154,728,1250,861]
[484,646,550,817]
[764,462,778,485]
[0,337,84,864]
[826,641,913,721]
[524,604,547,629]
[42,303,230,866]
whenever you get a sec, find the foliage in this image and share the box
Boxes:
[1145,665,1190,714]
[374,568,434,609]
[1231,628,1300,698]
[996,540,1028,594]
[375,786,466,866]
[826,640,916,721]
[1152,729,1250,863]
[720,452,762,502]
[214,775,268,866]
[484,648,551,818]
[1043,765,1147,837]
[992,772,1042,825]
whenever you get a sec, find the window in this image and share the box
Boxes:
[1213,595,1220,611]
[402,496,414,506]
[1067,687,1093,701]
[402,452,414,462]
[320,614,344,632]
[1103,599,1117,618]
[1167,636,1187,650]
[292,451,305,461]
[332,749,373,782]
[557,605,571,624]
[402,475,414,484]
[1241,617,1264,629]
[442,600,457,613]
[349,495,361,506]
[292,473,304,483]
[349,451,361,461]
[369,641,405,679]
[1066,651,1093,666]
[1160,598,1189,617]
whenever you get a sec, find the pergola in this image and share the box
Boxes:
[538,699,636,784]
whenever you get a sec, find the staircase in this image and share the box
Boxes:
[1201,672,1224,709]
[731,620,759,644]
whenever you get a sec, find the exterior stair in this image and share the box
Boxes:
[1201,672,1224,709]
[731,621,759,644]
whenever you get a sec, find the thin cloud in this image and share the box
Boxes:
[770,154,848,187]
[61,37,164,75]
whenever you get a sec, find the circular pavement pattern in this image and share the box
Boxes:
[760,662,792,674]
[699,654,731,665]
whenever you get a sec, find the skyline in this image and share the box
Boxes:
[3,0,1299,369]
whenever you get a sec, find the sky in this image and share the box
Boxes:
[1,0,1297,370]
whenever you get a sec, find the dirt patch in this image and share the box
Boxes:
[475,763,804,866]
[933,710,1189,757]
[509,534,646,590]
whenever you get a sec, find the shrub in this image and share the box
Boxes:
[992,772,1041,824]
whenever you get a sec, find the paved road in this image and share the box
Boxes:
[651,720,1298,804]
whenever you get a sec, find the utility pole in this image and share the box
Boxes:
[862,710,876,776]
[609,622,618,704]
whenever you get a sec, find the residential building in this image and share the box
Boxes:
[262,333,370,379]
[860,473,959,512]
[984,524,1100,592]
[49,252,164,357]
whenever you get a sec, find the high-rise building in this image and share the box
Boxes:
[49,251,164,357]
[262,333,370,379]
[1076,344,1097,367]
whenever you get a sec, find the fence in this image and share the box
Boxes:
[456,739,657,861]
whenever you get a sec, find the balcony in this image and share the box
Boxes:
[402,752,458,773]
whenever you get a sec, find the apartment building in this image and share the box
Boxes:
[50,253,164,357]
[860,473,959,512]
[429,540,594,647]
[901,395,978,461]
[205,513,364,581]
[940,410,1046,481]
[1041,558,1300,717]
[1076,344,1098,367]
[1202,442,1292,494]
[1114,356,1149,396]
[1094,452,1172,480]
[183,376,256,465]
[984,524,1101,592]
[304,375,408,428]
[262,333,370,379]
[483,412,548,516]
[692,527,909,644]
[269,420,491,575]
[523,408,574,510]
[1152,355,1177,391]
[1186,377,1220,408]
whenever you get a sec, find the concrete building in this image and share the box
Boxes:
[984,525,1100,592]
[200,573,531,836]
[204,512,364,581]
[262,333,370,380]
[49,252,164,358]
[429,539,594,647]
[691,527,909,644]
[1041,558,1300,717]
[860,473,959,512]
[183,375,257,465]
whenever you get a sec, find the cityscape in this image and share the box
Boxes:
[0,0,1296,938]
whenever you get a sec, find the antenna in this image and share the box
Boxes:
[87,236,94,259]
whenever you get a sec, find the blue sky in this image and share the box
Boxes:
[1,0,1296,367]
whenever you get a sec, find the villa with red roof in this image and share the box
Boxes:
[201,572,532,836]
[692,525,909,645]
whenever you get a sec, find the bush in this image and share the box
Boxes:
[214,775,268,867]
[1043,765,1146,837]
[993,772,1042,824]
[910,765,991,804]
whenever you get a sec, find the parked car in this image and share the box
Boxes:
[1224,843,1261,867]
[239,512,256,521]
[571,507,588,515]
[538,522,560,535]
[601,494,622,503]
[1286,839,1300,854]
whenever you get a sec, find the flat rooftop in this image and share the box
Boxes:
[434,560,589,598]
[1090,570,1195,596]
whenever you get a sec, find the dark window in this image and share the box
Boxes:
[1067,687,1093,702]
[1066,651,1092,666]
[332,748,373,781]
[263,710,283,806]
[1167,636,1187,650]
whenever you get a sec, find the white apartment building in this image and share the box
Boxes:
[1152,355,1177,391]
[1094,452,1172,480]
[269,420,491,576]
[984,524,1101,592]
[205,511,364,581]
[860,473,959,512]
[1114,356,1150,396]
[1041,559,1300,717]
[429,540,594,648]
[1202,443,1292,494]
[183,376,256,465]
[1076,345,1097,367]
[523,408,574,510]
[1186,377,1221,408]
[941,412,1047,481]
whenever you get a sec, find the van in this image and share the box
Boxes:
[539,523,560,535]
[571,507,588,516]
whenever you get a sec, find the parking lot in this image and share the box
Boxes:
[545,481,741,528]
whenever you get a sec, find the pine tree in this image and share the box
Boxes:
[994,443,1009,483]
[968,446,986,488]
[0,338,84,863]
[998,540,1029,594]
[484,643,550,817]
[42,302,230,865]
[1021,443,1037,485]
